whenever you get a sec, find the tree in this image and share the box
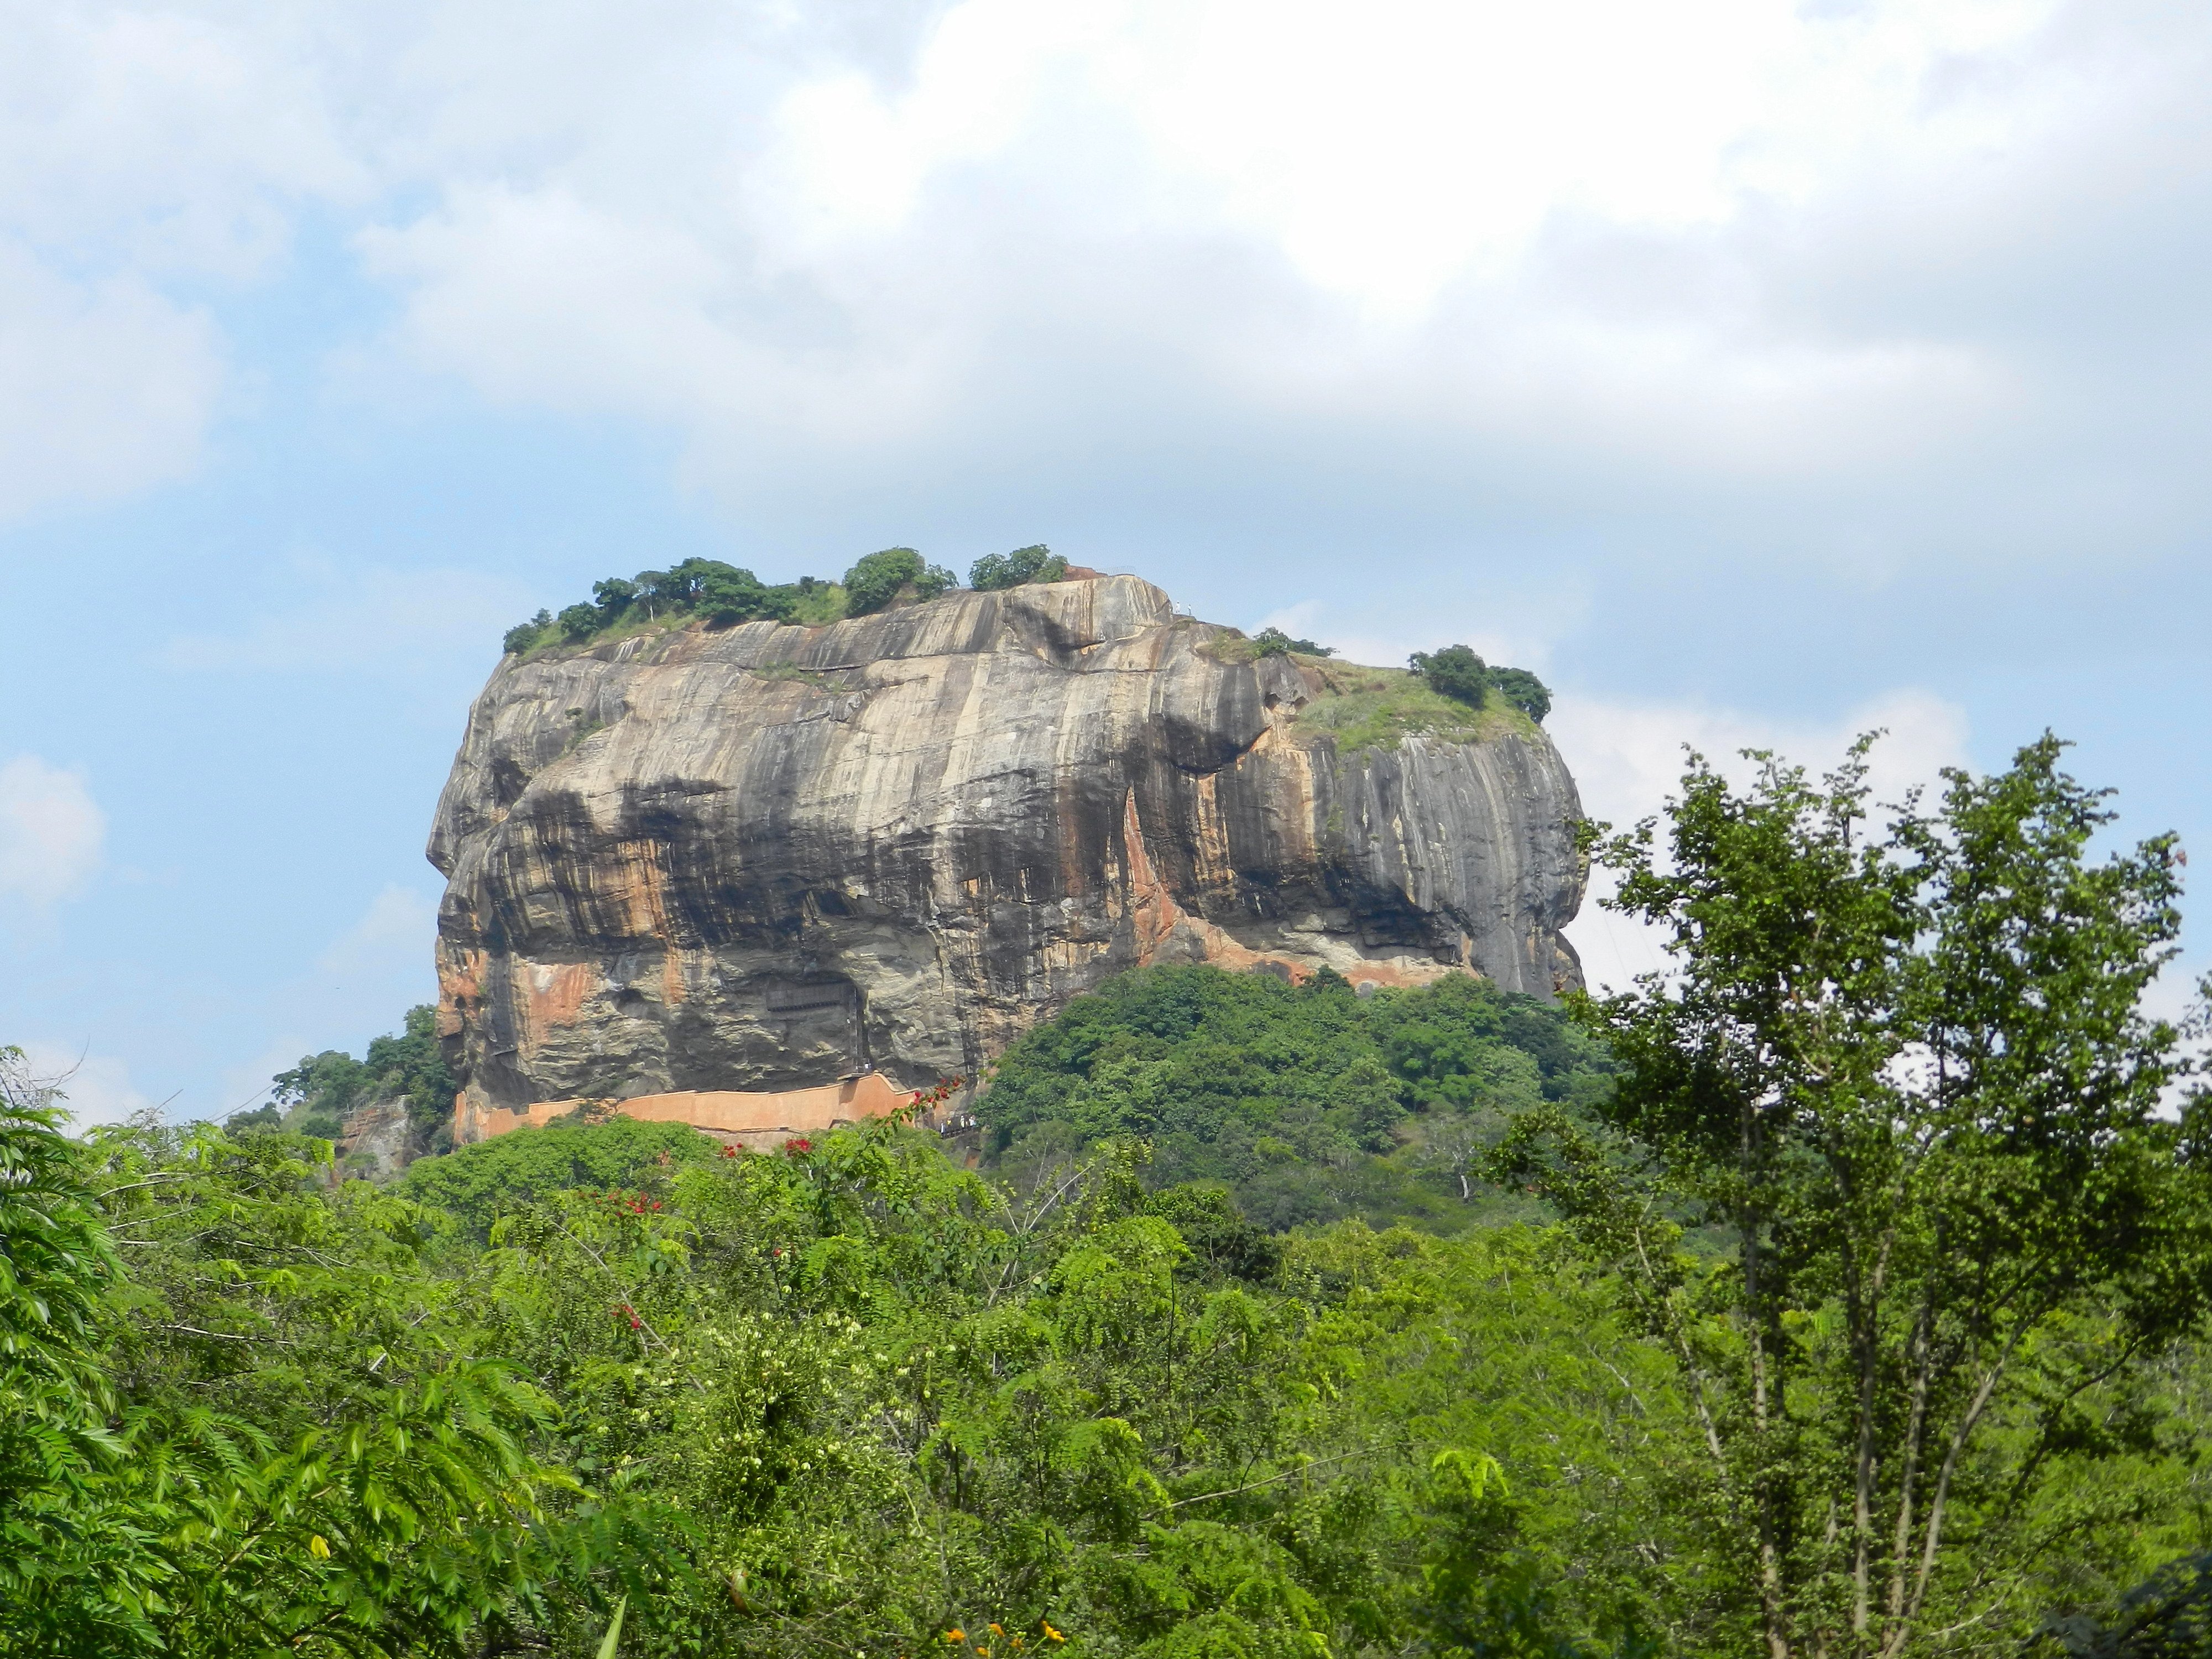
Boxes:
[1250,627,1333,658]
[364,1004,458,1142]
[969,544,1069,590]
[591,577,638,619]
[696,564,797,627]
[502,610,552,656]
[274,1048,366,1122]
[1410,645,1490,706]
[1488,666,1552,724]
[0,1048,165,1655]
[557,602,601,641]
[1495,735,2212,1658]
[845,547,954,614]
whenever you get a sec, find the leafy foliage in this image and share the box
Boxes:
[1407,646,1491,706]
[1406,648,1553,724]
[504,609,554,655]
[2031,1552,2212,1657]
[1251,628,1334,658]
[397,1110,721,1237]
[262,1004,455,1149]
[979,967,1613,1232]
[507,560,831,656]
[969,544,1070,591]
[1496,734,2212,1657]
[8,740,2210,1657]
[844,546,956,614]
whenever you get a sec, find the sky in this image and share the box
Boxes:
[4,0,2210,1123]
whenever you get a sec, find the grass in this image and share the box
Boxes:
[749,661,838,688]
[1290,661,1532,754]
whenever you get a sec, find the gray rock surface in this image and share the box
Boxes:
[427,577,1585,1124]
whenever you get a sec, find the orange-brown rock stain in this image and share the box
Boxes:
[524,962,596,1036]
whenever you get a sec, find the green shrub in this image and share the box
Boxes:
[1292,662,1507,752]
[1406,646,1553,724]
[979,963,1610,1231]
[968,542,1069,590]
[502,609,552,655]
[395,1113,720,1235]
[843,547,955,614]
[269,1004,456,1148]
[1487,665,1552,723]
[1408,644,1490,706]
[697,565,798,626]
[1250,627,1333,658]
[505,545,980,652]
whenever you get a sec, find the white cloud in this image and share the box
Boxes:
[1548,688,1973,989]
[17,1042,156,1127]
[340,0,2145,505]
[0,755,107,906]
[0,6,368,518]
[1,0,2208,570]
[0,241,221,518]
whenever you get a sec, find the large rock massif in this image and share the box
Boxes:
[428,577,1586,1134]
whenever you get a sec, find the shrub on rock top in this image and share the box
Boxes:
[968,544,1068,591]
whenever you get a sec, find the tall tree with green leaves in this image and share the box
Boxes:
[1498,735,2212,1657]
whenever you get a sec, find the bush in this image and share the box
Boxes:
[269,1004,457,1149]
[557,602,600,641]
[502,609,552,656]
[1408,645,1490,706]
[591,577,637,619]
[1251,627,1333,658]
[697,564,797,627]
[1488,666,1552,723]
[1407,646,1552,724]
[968,543,1069,590]
[844,547,955,615]
[396,1114,720,1236]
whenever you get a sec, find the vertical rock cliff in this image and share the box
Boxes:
[427,577,1585,1133]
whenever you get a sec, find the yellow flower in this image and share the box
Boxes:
[989,1626,1004,1637]
[1042,1624,1065,1644]
[945,1632,965,1645]
[308,1535,331,1559]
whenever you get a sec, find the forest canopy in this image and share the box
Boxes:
[979,966,1613,1233]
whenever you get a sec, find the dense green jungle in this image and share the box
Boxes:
[7,737,2212,1658]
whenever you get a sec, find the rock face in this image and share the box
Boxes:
[427,577,1585,1134]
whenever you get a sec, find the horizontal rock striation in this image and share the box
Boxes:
[427,576,1585,1135]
